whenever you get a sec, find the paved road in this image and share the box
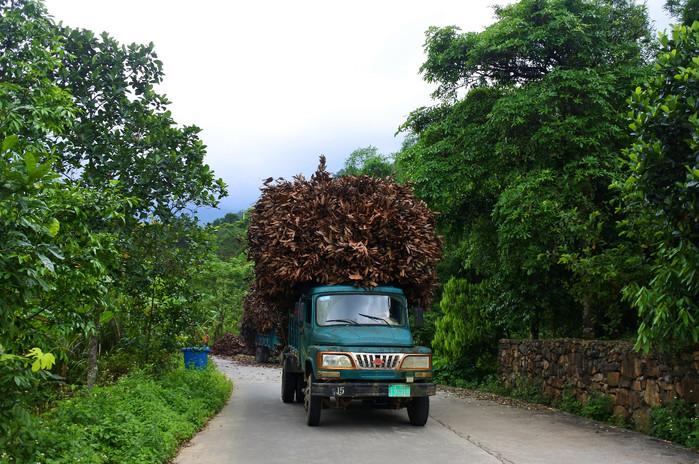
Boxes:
[175,357,699,464]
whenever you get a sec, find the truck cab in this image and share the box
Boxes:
[281,285,435,426]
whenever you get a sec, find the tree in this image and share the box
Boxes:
[619,22,699,353]
[42,14,231,369]
[336,146,394,178]
[211,211,250,260]
[398,0,652,353]
[53,25,226,221]
[665,0,699,24]
[0,0,132,450]
[432,278,501,378]
[1,0,230,396]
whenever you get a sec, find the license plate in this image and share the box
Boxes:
[388,384,411,397]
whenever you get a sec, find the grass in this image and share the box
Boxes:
[3,359,231,464]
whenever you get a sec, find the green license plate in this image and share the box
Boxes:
[388,384,411,397]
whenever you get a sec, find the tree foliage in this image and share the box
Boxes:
[619,22,699,352]
[336,145,394,178]
[0,1,234,457]
[398,0,652,366]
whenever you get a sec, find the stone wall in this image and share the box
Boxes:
[498,339,699,431]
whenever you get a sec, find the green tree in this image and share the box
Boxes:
[1,0,229,396]
[398,0,652,356]
[619,22,699,353]
[432,278,501,378]
[0,0,133,451]
[194,254,253,340]
[665,0,699,24]
[211,211,250,260]
[336,146,394,178]
[53,25,226,220]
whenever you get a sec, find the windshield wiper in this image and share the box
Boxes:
[357,313,390,325]
[325,319,358,325]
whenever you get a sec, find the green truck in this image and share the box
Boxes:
[280,284,435,426]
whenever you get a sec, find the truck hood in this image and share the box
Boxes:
[310,325,413,347]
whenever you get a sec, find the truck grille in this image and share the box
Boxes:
[353,353,402,369]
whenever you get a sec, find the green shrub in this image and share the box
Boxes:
[477,375,510,396]
[432,354,497,387]
[5,362,231,464]
[650,400,698,449]
[509,378,549,405]
[580,393,614,422]
[555,389,583,415]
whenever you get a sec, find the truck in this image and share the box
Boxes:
[253,330,280,364]
[279,284,435,426]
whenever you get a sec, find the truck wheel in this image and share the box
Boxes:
[256,346,270,363]
[407,396,429,426]
[304,373,321,426]
[294,373,305,403]
[281,362,295,403]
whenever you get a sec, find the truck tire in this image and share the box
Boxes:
[305,373,321,426]
[407,396,429,426]
[294,373,304,403]
[281,362,295,403]
[255,346,270,364]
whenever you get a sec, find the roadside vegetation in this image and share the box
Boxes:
[9,361,231,464]
[1,1,245,461]
[336,0,699,449]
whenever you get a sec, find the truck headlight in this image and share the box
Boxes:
[400,355,431,370]
[320,353,353,369]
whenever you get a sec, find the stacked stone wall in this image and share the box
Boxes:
[498,339,699,431]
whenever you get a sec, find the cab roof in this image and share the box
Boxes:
[306,284,405,296]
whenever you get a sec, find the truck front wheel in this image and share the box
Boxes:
[407,396,429,426]
[304,373,321,426]
[294,374,305,403]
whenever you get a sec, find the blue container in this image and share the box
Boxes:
[181,347,210,370]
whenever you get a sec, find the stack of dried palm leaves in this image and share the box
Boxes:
[241,156,441,336]
[211,333,248,356]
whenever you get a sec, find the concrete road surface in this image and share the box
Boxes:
[175,357,699,464]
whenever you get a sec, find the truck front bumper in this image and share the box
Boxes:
[311,382,436,398]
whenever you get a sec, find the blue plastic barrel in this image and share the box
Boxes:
[181,347,210,369]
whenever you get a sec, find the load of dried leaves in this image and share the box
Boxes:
[211,333,249,356]
[242,156,441,335]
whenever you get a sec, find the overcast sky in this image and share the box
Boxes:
[44,0,672,221]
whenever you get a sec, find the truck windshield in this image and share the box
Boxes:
[316,294,405,326]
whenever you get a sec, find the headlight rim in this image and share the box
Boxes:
[399,354,432,370]
[317,352,355,370]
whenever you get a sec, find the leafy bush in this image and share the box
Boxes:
[432,355,485,388]
[580,393,614,422]
[508,379,549,405]
[650,400,698,449]
[3,362,231,464]
[554,389,583,415]
[432,278,500,381]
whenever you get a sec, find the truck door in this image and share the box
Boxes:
[300,295,313,364]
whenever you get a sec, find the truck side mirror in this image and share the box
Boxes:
[413,307,424,328]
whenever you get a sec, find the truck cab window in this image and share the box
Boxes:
[316,294,405,326]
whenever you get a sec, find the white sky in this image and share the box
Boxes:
[44,0,672,219]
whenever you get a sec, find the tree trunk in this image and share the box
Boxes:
[530,308,540,339]
[582,296,596,339]
[86,322,99,388]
